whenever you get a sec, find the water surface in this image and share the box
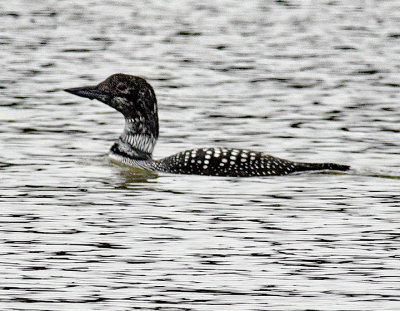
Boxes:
[1,1,400,310]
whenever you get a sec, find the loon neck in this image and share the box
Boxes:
[115,117,158,159]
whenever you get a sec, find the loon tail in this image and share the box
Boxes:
[295,161,350,172]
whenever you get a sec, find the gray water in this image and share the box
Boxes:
[1,0,400,310]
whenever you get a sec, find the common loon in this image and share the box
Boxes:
[65,73,350,177]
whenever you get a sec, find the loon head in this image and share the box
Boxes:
[65,73,159,137]
[65,73,158,121]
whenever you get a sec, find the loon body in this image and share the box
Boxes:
[65,73,349,177]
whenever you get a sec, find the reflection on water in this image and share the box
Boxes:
[1,0,400,310]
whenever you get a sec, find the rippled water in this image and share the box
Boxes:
[1,0,400,310]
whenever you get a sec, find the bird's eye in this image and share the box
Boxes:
[117,83,127,91]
